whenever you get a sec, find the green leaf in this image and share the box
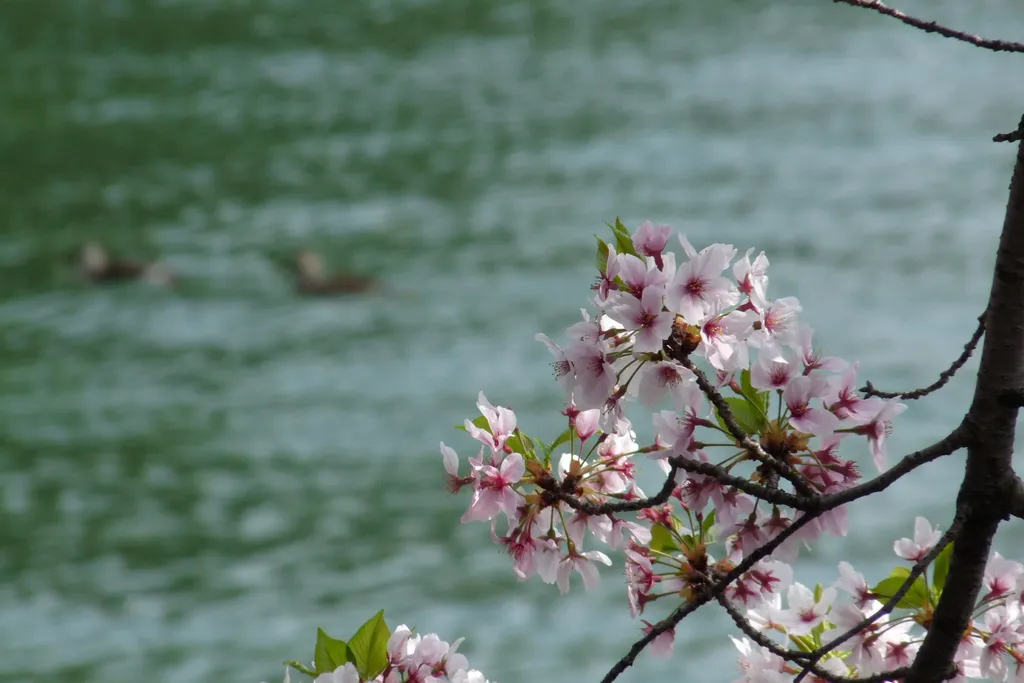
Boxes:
[611,218,639,256]
[596,237,610,276]
[701,509,716,541]
[872,567,929,609]
[548,428,573,455]
[505,431,533,457]
[724,397,768,436]
[932,541,955,595]
[739,369,771,414]
[347,610,391,680]
[284,660,318,677]
[453,415,490,432]
[649,523,678,553]
[531,436,550,458]
[314,628,351,674]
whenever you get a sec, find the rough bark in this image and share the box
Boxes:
[905,114,1024,683]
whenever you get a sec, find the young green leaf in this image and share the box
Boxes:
[314,628,351,674]
[872,567,929,609]
[724,397,768,436]
[612,218,639,257]
[347,610,391,681]
[932,542,955,595]
[739,369,771,414]
[649,523,678,553]
[453,415,490,433]
[548,428,573,455]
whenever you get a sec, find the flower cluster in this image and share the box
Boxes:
[313,626,490,683]
[444,220,907,599]
[441,219,927,675]
[275,612,492,683]
[732,518,1024,683]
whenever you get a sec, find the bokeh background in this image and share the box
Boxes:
[1,1,1023,681]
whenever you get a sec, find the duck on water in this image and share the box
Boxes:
[71,242,178,288]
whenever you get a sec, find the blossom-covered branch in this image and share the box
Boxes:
[792,510,967,683]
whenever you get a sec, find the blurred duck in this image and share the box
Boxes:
[292,250,376,296]
[72,241,177,288]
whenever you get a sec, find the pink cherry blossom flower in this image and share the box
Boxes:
[605,287,674,354]
[462,453,524,523]
[835,561,873,609]
[980,603,1022,681]
[665,239,738,323]
[748,297,802,362]
[984,551,1024,601]
[615,252,670,298]
[632,220,672,269]
[733,248,770,312]
[894,516,942,561]
[772,582,837,636]
[824,363,873,420]
[852,398,907,471]
[634,359,694,407]
[796,324,847,374]
[535,333,575,395]
[783,374,840,436]
[463,392,517,455]
[314,663,359,683]
[565,337,616,410]
[641,620,675,659]
[573,408,601,443]
[555,547,612,594]
[750,352,799,391]
[596,243,620,302]
[698,310,757,372]
[440,442,476,494]
[731,636,789,683]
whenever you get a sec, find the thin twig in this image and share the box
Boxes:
[792,509,968,683]
[553,462,682,515]
[862,310,986,400]
[832,0,1024,53]
[716,595,910,683]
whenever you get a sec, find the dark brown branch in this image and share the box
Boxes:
[832,0,1024,53]
[1011,475,1024,520]
[793,510,967,683]
[995,129,1024,144]
[861,310,986,400]
[671,455,814,509]
[680,358,817,498]
[599,510,821,683]
[906,113,1024,683]
[813,424,967,511]
[552,462,682,515]
[716,595,910,683]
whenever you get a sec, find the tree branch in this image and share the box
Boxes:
[861,310,986,400]
[906,111,1024,683]
[832,0,1024,53]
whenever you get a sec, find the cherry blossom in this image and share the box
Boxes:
[894,516,942,562]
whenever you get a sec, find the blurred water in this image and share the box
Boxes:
[1,1,1023,682]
